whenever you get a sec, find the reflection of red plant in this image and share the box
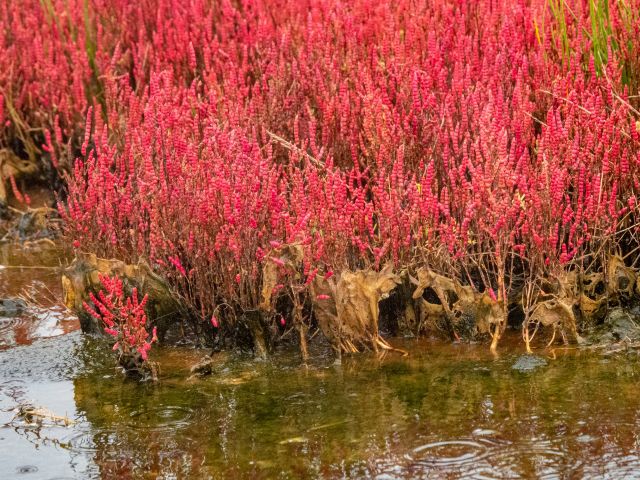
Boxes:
[83,275,157,362]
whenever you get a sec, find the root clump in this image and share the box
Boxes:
[63,249,640,365]
[311,265,406,358]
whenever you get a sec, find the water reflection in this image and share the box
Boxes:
[0,244,77,349]
[3,333,640,479]
[2,244,640,478]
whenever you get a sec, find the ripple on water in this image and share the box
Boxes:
[481,441,568,479]
[411,439,492,467]
[405,435,574,479]
[0,379,26,414]
[0,332,83,382]
[0,316,21,342]
[127,405,195,431]
[63,429,100,453]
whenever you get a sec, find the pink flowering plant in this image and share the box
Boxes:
[83,274,157,371]
[0,0,638,351]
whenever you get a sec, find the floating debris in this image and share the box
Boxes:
[278,436,309,445]
[13,403,76,427]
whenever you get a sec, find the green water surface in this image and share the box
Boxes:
[2,333,640,479]
[2,245,640,479]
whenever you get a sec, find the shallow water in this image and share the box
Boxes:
[2,247,640,479]
[0,244,77,349]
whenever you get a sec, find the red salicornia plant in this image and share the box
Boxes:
[84,274,157,372]
[1,0,638,351]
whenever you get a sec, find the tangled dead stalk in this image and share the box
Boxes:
[311,265,407,360]
[521,255,640,353]
[410,267,504,347]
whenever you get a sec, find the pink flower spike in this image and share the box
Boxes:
[316,294,331,300]
[211,315,219,328]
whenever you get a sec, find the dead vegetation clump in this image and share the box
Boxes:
[409,267,505,349]
[520,256,640,352]
[310,265,406,360]
[0,150,62,245]
[62,246,640,363]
